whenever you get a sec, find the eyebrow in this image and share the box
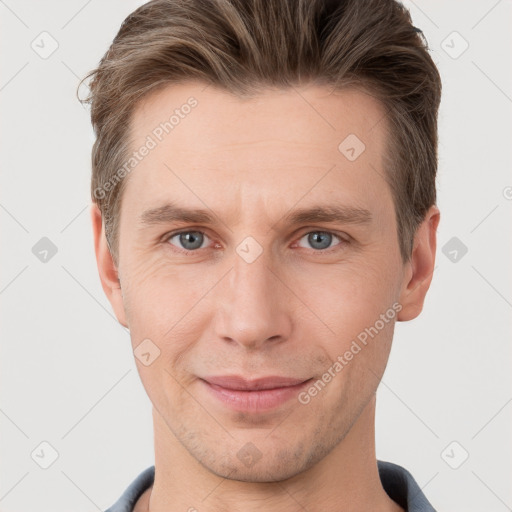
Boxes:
[138,202,372,228]
[140,203,216,226]
[281,205,372,226]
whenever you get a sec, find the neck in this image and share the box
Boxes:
[141,395,402,512]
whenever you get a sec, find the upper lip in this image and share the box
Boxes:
[202,375,310,391]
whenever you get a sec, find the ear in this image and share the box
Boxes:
[397,205,440,321]
[90,203,128,328]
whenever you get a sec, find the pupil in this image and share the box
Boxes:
[181,232,202,249]
[310,232,330,250]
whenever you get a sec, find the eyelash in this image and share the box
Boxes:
[162,228,349,255]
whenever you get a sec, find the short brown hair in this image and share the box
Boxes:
[79,0,442,265]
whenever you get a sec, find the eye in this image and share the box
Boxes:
[165,230,211,252]
[163,229,348,254]
[295,231,346,251]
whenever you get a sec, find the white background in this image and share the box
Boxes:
[1,1,511,511]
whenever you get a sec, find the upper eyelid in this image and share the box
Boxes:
[164,228,212,243]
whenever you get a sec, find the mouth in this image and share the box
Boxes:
[199,375,313,412]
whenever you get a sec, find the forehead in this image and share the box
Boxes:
[130,81,387,153]
[123,82,391,222]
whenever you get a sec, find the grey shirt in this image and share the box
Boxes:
[104,460,436,512]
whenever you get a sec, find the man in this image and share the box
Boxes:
[81,0,442,510]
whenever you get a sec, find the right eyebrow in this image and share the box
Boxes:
[139,202,218,227]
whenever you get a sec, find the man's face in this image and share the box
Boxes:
[112,83,408,481]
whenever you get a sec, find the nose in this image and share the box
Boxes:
[213,247,293,351]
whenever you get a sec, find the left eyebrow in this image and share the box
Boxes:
[280,205,373,227]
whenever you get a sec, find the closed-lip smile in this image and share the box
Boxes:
[200,375,313,412]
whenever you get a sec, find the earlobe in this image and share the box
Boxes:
[90,204,128,328]
[397,205,440,322]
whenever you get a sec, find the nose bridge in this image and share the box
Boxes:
[214,242,291,349]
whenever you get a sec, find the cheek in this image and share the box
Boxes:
[121,252,190,323]
[297,254,401,389]
[121,258,205,407]
[120,255,222,369]
[303,257,399,329]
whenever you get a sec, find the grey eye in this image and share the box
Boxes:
[298,231,341,251]
[168,231,208,251]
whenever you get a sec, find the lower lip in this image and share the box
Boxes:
[201,379,312,412]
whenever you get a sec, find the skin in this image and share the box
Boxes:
[92,82,439,512]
